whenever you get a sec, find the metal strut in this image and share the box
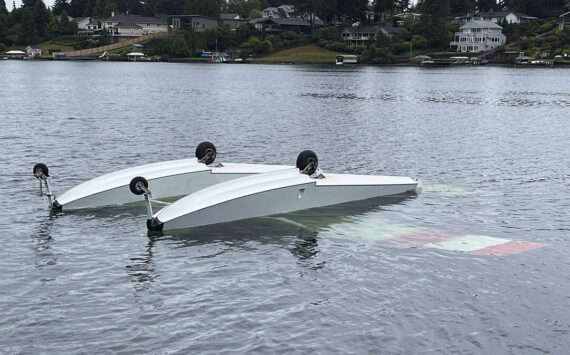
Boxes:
[34,168,55,209]
[136,182,154,219]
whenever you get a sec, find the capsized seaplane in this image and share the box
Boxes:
[33,142,293,212]
[137,150,421,232]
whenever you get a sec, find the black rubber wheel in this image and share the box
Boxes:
[195,141,216,165]
[33,163,49,177]
[296,150,318,175]
[129,176,149,195]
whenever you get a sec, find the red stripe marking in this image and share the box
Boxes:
[469,241,547,255]
[387,230,462,247]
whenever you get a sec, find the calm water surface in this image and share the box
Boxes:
[0,61,569,354]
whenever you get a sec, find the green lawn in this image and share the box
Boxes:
[255,44,342,64]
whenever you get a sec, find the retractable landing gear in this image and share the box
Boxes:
[129,176,154,219]
[33,163,58,210]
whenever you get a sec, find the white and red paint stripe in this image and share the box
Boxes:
[275,217,548,255]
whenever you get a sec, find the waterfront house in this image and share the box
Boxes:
[452,11,536,25]
[450,20,506,53]
[393,13,421,26]
[99,13,168,42]
[74,17,99,35]
[252,17,312,34]
[341,27,377,46]
[261,5,295,19]
[73,16,91,29]
[170,15,218,32]
[26,46,41,57]
[219,13,243,29]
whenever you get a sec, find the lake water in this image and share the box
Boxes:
[0,61,569,354]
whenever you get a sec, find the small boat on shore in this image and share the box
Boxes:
[33,142,292,211]
[336,55,358,65]
[144,151,420,231]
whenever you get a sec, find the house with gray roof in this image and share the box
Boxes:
[452,10,537,25]
[261,5,295,19]
[100,13,168,41]
[450,20,506,53]
[219,13,243,29]
[252,17,313,34]
[170,15,219,32]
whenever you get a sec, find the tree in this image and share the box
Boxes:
[0,0,8,17]
[249,8,261,19]
[417,0,451,47]
[69,0,87,17]
[98,26,110,44]
[92,0,106,17]
[395,0,410,13]
[184,0,223,17]
[374,0,395,22]
[449,0,475,14]
[55,9,76,34]
[502,0,566,18]
[32,0,51,38]
[337,0,369,22]
[476,0,497,11]
[0,16,7,45]
[169,31,190,57]
[52,0,69,15]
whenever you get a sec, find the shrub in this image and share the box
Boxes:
[313,26,340,42]
[326,41,349,52]
[411,34,428,48]
[391,41,411,55]
[361,45,395,64]
[280,31,299,40]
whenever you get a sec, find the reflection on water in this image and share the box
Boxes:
[126,237,156,293]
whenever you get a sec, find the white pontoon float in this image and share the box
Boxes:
[142,150,420,232]
[33,142,293,211]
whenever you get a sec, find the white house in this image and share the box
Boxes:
[452,11,537,25]
[341,27,377,46]
[72,17,91,29]
[26,46,41,57]
[450,20,506,53]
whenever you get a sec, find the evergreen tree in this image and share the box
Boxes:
[93,0,106,17]
[503,0,566,17]
[449,0,475,14]
[56,9,76,34]
[84,0,95,16]
[417,0,451,46]
[337,0,369,22]
[102,1,117,17]
[69,0,85,17]
[18,7,36,43]
[476,0,497,11]
[183,0,223,17]
[32,0,51,38]
[0,16,7,45]
[0,0,8,17]
[52,0,69,15]
[374,0,395,21]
